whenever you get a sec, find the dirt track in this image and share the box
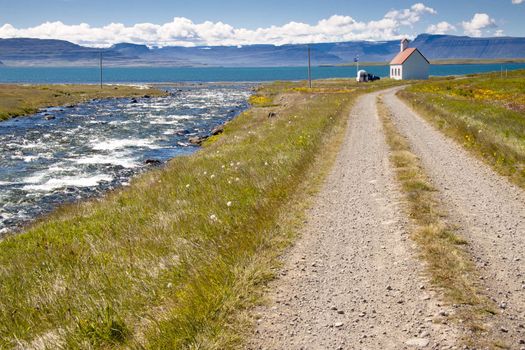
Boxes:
[382,89,525,349]
[247,91,459,350]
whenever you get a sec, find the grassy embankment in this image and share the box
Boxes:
[398,69,525,189]
[377,98,501,348]
[334,58,525,67]
[0,79,402,349]
[0,84,166,121]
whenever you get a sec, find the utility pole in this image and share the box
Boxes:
[307,45,312,89]
[99,51,103,89]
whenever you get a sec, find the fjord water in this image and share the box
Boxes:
[0,85,251,234]
[1,64,525,83]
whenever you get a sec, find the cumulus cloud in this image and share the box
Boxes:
[462,13,496,37]
[385,3,437,26]
[426,21,456,34]
[512,0,523,4]
[0,3,437,47]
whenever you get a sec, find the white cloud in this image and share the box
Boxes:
[494,29,505,37]
[426,21,456,34]
[385,3,437,26]
[0,3,437,47]
[512,0,523,4]
[462,13,496,37]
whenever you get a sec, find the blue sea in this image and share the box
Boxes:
[1,64,524,83]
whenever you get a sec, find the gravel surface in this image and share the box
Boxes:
[247,92,458,350]
[382,89,525,349]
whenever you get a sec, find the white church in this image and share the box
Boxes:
[390,39,430,80]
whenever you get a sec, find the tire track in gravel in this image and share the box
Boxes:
[247,91,458,350]
[382,89,525,349]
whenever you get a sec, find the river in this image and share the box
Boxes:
[0,84,251,234]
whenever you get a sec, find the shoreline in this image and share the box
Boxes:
[0,84,167,121]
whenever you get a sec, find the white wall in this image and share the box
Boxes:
[402,51,429,80]
[390,65,403,80]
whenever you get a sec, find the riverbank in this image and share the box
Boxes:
[0,84,167,121]
[0,85,250,234]
[0,78,403,348]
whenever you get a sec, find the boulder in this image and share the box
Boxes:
[144,159,162,166]
[189,136,208,145]
[176,129,190,136]
[211,124,224,136]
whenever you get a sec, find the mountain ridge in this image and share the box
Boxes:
[0,34,524,67]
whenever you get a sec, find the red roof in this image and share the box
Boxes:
[390,48,429,65]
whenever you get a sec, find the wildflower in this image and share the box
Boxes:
[227,201,233,207]
[185,184,190,188]
[221,165,225,169]
[210,174,216,179]
[235,177,240,182]
[264,162,269,166]
[203,171,208,175]
[210,214,218,222]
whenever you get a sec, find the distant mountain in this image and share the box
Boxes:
[110,43,150,56]
[0,34,524,67]
[412,34,525,60]
[0,38,128,65]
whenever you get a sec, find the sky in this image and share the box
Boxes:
[0,0,524,47]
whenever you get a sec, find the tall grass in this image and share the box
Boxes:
[0,79,400,349]
[398,70,525,188]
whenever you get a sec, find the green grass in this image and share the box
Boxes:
[377,96,503,349]
[429,58,525,65]
[398,69,525,189]
[0,84,166,121]
[0,79,403,349]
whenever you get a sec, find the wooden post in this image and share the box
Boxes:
[99,51,103,89]
[307,46,312,89]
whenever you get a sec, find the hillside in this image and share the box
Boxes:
[0,34,524,67]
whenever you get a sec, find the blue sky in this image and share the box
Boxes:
[0,0,524,46]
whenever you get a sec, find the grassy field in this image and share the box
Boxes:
[398,69,525,188]
[0,84,166,121]
[0,79,402,349]
[377,97,500,348]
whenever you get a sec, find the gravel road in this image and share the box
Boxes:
[382,89,525,349]
[247,91,458,350]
